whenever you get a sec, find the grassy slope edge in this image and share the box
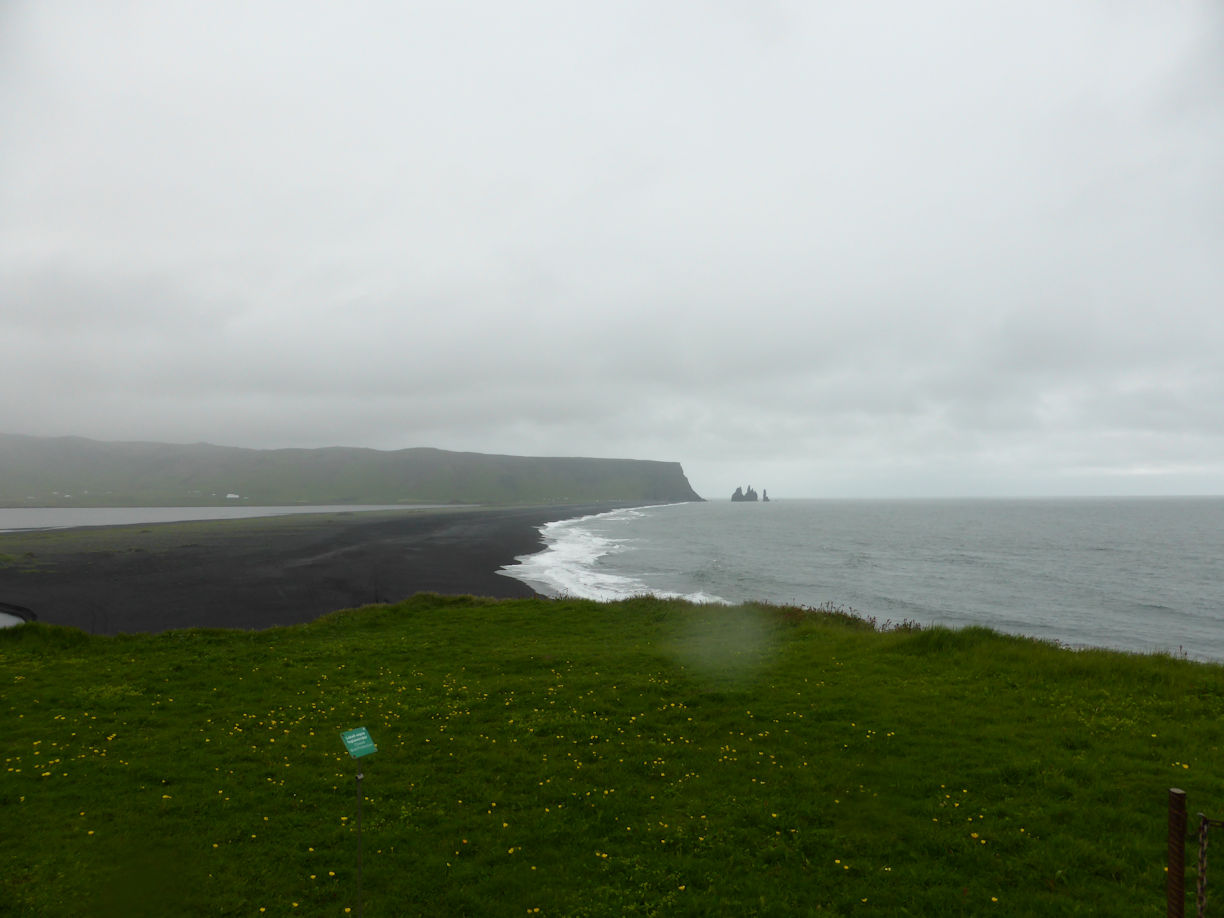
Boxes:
[2,595,1220,916]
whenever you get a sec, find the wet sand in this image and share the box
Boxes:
[0,503,633,634]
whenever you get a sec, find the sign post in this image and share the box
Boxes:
[341,727,377,918]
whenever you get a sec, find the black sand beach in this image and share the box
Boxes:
[0,503,633,634]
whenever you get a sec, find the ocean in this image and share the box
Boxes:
[499,497,1224,662]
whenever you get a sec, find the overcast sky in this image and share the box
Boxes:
[2,2,1222,498]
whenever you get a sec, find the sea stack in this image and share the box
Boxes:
[731,485,759,502]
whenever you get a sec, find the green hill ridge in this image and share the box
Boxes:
[0,433,702,506]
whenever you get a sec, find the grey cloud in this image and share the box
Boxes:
[2,1,1222,497]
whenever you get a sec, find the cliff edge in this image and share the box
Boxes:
[0,433,704,506]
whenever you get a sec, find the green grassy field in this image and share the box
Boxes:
[3,595,1221,915]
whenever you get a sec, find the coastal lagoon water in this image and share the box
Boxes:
[501,498,1224,662]
[0,504,445,534]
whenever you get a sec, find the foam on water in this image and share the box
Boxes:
[499,506,728,604]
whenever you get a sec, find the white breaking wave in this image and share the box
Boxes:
[498,506,728,604]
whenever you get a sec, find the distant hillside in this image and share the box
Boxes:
[0,434,703,507]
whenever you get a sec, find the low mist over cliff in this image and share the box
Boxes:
[0,434,702,507]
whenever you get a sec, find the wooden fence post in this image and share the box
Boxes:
[1170,788,1187,918]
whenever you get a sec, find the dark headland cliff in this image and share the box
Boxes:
[0,433,703,507]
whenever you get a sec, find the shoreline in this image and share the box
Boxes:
[0,502,651,635]
[0,503,457,533]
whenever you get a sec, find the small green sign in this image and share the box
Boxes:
[341,726,377,759]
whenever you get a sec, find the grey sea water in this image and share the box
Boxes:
[500,498,1224,661]
[0,504,441,533]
